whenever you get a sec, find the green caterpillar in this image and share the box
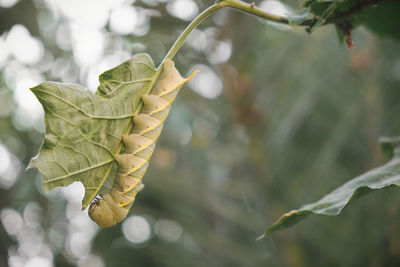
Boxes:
[88,60,197,227]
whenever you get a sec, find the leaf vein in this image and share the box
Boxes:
[43,159,115,184]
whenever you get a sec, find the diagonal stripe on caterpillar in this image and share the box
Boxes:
[88,59,198,228]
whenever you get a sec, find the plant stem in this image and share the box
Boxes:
[163,3,225,63]
[152,3,224,87]
[221,0,290,24]
[159,0,291,69]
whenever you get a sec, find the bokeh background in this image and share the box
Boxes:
[1,0,400,266]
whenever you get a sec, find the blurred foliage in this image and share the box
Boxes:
[355,1,400,40]
[303,0,400,39]
[0,1,400,267]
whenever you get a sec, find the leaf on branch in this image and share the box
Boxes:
[28,53,157,209]
[308,0,346,32]
[261,151,400,237]
[303,0,400,39]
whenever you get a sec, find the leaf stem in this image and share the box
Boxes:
[162,3,225,64]
[158,0,290,70]
[220,0,290,24]
[151,2,225,90]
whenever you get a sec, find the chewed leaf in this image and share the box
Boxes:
[261,155,400,237]
[28,53,157,209]
[88,59,198,227]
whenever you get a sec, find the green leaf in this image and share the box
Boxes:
[356,1,400,40]
[28,53,157,209]
[304,0,400,38]
[308,0,346,32]
[334,24,345,44]
[262,155,400,237]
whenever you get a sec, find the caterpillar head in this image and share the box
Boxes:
[88,194,129,228]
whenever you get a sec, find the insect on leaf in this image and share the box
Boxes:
[88,60,198,227]
[28,53,157,209]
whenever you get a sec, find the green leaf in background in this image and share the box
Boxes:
[356,1,400,40]
[334,24,346,44]
[303,0,398,35]
[305,0,357,15]
[262,151,400,237]
[28,53,156,209]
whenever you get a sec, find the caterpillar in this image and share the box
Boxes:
[88,59,198,227]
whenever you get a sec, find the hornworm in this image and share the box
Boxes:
[88,60,197,227]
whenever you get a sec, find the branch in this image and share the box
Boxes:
[159,0,393,69]
[219,0,394,27]
[219,0,290,24]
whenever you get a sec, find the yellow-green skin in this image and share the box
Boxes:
[88,60,197,228]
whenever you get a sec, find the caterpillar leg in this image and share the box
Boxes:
[114,164,149,193]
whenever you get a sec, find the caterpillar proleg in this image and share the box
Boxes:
[88,60,198,227]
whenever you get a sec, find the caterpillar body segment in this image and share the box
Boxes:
[141,94,171,120]
[122,134,155,155]
[115,154,148,174]
[88,59,197,227]
[110,181,144,207]
[113,172,144,193]
[132,114,164,138]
